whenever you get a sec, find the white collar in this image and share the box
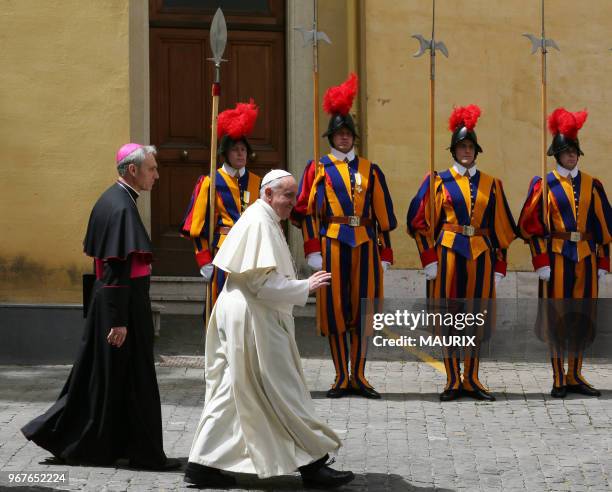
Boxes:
[331,147,356,163]
[453,161,477,177]
[117,178,140,196]
[556,164,579,179]
[258,198,282,222]
[222,163,246,178]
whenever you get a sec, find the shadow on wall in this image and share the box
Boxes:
[0,254,85,303]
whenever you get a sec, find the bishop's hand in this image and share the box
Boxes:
[107,327,127,348]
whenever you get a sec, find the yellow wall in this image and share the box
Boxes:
[0,1,130,302]
[364,0,612,269]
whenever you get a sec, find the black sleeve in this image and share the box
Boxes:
[99,255,132,328]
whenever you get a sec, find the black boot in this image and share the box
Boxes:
[299,455,355,489]
[350,380,381,399]
[326,385,351,398]
[439,388,462,402]
[550,385,567,398]
[566,383,601,397]
[462,388,496,402]
[184,462,236,487]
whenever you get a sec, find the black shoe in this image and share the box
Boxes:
[462,388,496,402]
[184,462,236,487]
[439,389,462,402]
[566,383,601,397]
[351,385,381,399]
[550,385,567,398]
[300,457,355,489]
[129,457,182,471]
[326,386,350,398]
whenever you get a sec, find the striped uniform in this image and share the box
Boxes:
[518,169,611,389]
[407,166,517,392]
[180,168,261,308]
[300,153,397,391]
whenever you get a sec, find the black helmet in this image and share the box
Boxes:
[547,133,583,157]
[322,113,359,148]
[449,126,483,155]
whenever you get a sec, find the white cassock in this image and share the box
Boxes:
[188,198,341,478]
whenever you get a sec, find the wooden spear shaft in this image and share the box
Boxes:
[540,0,549,299]
[540,1,549,229]
[313,58,320,165]
[428,0,437,242]
[541,51,548,225]
[429,75,435,241]
[205,82,220,328]
[312,13,322,334]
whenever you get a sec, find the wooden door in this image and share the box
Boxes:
[149,0,285,275]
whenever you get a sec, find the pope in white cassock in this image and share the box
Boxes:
[184,170,355,489]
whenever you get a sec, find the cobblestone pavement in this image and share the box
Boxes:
[2,359,612,491]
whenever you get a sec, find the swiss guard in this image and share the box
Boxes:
[518,108,611,398]
[297,73,397,399]
[180,100,262,309]
[407,105,517,402]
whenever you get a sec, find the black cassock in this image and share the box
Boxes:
[22,182,167,468]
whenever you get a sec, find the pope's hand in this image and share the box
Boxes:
[107,326,127,348]
[308,270,332,293]
[536,266,551,281]
[381,261,391,273]
[200,263,214,282]
[424,262,438,281]
[306,252,323,271]
[598,268,608,279]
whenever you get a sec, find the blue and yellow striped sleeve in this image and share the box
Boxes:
[179,175,213,266]
[593,178,612,271]
[303,165,326,255]
[518,176,550,270]
[407,173,440,266]
[371,164,397,262]
[491,179,517,275]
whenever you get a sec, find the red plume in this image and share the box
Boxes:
[323,73,358,116]
[448,104,482,132]
[547,107,588,140]
[217,99,259,140]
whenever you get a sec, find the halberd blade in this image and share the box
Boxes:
[210,8,227,64]
[412,34,431,58]
[545,38,560,51]
[435,41,449,57]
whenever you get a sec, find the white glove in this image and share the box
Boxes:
[306,252,323,271]
[200,263,214,283]
[381,261,391,273]
[598,268,608,279]
[424,262,438,281]
[494,272,504,286]
[536,266,551,282]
